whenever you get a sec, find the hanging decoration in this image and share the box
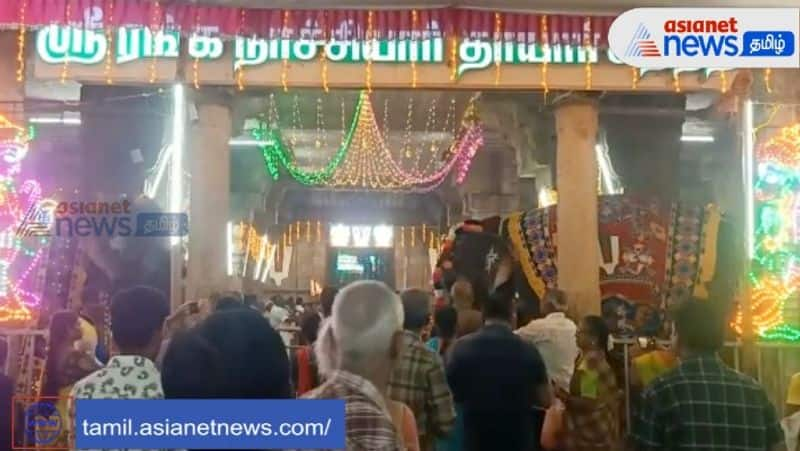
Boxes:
[540,15,549,98]
[148,0,161,84]
[740,124,800,341]
[254,92,484,191]
[0,118,51,327]
[103,0,115,85]
[15,0,27,83]
[764,68,773,94]
[493,12,502,86]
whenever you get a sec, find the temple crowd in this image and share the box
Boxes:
[2,245,800,451]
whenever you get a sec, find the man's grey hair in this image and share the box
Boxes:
[315,281,404,377]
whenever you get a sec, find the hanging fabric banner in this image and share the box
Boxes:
[0,1,614,47]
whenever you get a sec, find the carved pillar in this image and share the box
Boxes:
[186,98,232,301]
[555,97,601,318]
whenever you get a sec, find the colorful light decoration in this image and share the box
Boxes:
[0,119,50,327]
[254,92,484,191]
[742,124,800,341]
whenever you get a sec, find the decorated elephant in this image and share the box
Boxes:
[435,195,727,337]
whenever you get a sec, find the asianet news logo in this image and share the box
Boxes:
[16,200,188,238]
[609,8,800,68]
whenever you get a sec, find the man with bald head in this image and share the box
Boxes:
[306,281,405,450]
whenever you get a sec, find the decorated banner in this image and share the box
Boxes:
[1,1,613,45]
[36,24,611,77]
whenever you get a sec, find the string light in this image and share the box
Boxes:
[148,0,162,84]
[494,12,502,86]
[631,67,639,90]
[411,226,416,247]
[257,91,484,191]
[281,11,291,92]
[411,10,418,88]
[540,16,549,98]
[583,17,592,90]
[365,11,374,93]
[15,0,27,83]
[306,220,311,242]
[236,9,247,91]
[449,36,458,82]
[672,70,681,93]
[764,68,773,94]
[104,0,115,85]
[320,44,330,93]
[719,70,727,94]
[60,1,72,84]
[192,8,200,90]
[316,221,322,243]
[0,119,50,327]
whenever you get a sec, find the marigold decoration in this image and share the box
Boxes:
[0,120,51,327]
[740,124,800,341]
[254,92,484,191]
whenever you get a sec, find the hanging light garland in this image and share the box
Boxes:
[540,16,549,98]
[493,13,502,86]
[583,17,592,90]
[764,68,773,94]
[16,0,27,83]
[672,70,681,93]
[741,123,800,341]
[449,35,459,82]
[255,92,362,185]
[104,0,116,85]
[410,10,419,89]
[255,92,484,191]
[148,0,161,84]
[365,11,375,93]
[60,1,72,84]
[281,10,291,92]
[236,9,247,91]
[192,8,201,89]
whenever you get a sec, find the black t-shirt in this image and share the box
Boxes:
[447,323,549,451]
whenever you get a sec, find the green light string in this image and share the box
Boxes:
[254,94,364,186]
[760,324,800,342]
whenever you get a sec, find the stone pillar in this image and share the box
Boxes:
[555,97,601,318]
[186,99,232,301]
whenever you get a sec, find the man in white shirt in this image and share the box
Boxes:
[515,289,578,390]
[71,286,170,420]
